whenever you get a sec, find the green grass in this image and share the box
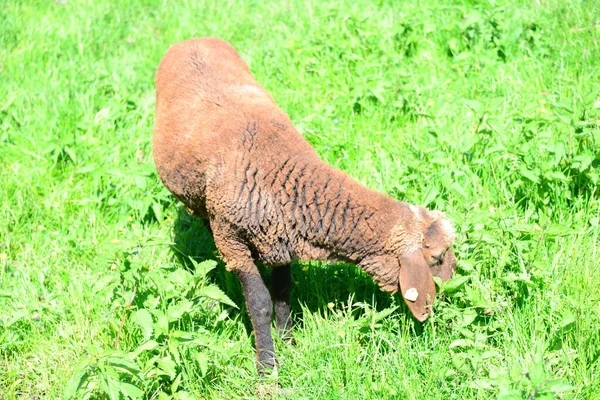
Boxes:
[1,0,599,398]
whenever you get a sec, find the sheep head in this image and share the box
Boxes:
[384,205,457,322]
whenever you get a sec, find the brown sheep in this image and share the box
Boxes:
[153,37,457,374]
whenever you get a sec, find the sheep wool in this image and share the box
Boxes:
[153,37,457,374]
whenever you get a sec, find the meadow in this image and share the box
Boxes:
[1,0,599,398]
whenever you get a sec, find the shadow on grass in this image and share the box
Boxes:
[170,205,420,335]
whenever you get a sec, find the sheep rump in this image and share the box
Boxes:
[153,37,457,374]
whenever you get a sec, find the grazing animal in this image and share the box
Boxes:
[153,37,457,374]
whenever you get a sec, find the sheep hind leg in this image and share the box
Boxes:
[270,264,293,341]
[235,269,277,375]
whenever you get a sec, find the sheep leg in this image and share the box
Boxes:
[210,220,276,374]
[270,264,293,341]
[236,269,277,374]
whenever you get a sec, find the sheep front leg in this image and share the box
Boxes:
[236,269,276,374]
[210,220,276,374]
[270,264,293,341]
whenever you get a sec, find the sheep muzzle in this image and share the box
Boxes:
[429,246,456,282]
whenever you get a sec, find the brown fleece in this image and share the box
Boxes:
[153,37,457,373]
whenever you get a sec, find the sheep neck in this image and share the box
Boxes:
[280,156,400,265]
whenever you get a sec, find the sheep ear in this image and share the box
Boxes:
[399,251,436,322]
[430,247,456,282]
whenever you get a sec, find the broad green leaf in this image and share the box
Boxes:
[63,358,92,400]
[130,340,159,358]
[152,202,163,222]
[174,391,196,400]
[75,164,99,174]
[131,309,154,341]
[458,260,474,272]
[442,275,470,294]
[119,382,143,399]
[519,166,540,183]
[63,146,77,163]
[156,356,178,380]
[545,379,576,393]
[370,306,398,324]
[157,393,172,400]
[370,86,386,104]
[449,339,475,349]
[558,313,576,330]
[196,352,209,377]
[528,361,546,386]
[458,309,478,327]
[168,339,181,364]
[106,356,142,376]
[502,272,535,287]
[510,363,522,381]
[153,311,169,335]
[167,269,193,289]
[468,379,493,390]
[167,299,195,321]
[421,187,440,208]
[170,330,195,343]
[447,38,460,53]
[171,373,182,394]
[464,286,493,309]
[92,275,117,294]
[572,152,594,171]
[448,181,467,199]
[98,371,121,400]
[543,170,569,182]
[190,259,218,278]
[197,285,238,308]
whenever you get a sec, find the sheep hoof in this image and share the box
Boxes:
[403,287,419,302]
[257,358,277,377]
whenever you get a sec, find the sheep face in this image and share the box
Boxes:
[393,207,456,321]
